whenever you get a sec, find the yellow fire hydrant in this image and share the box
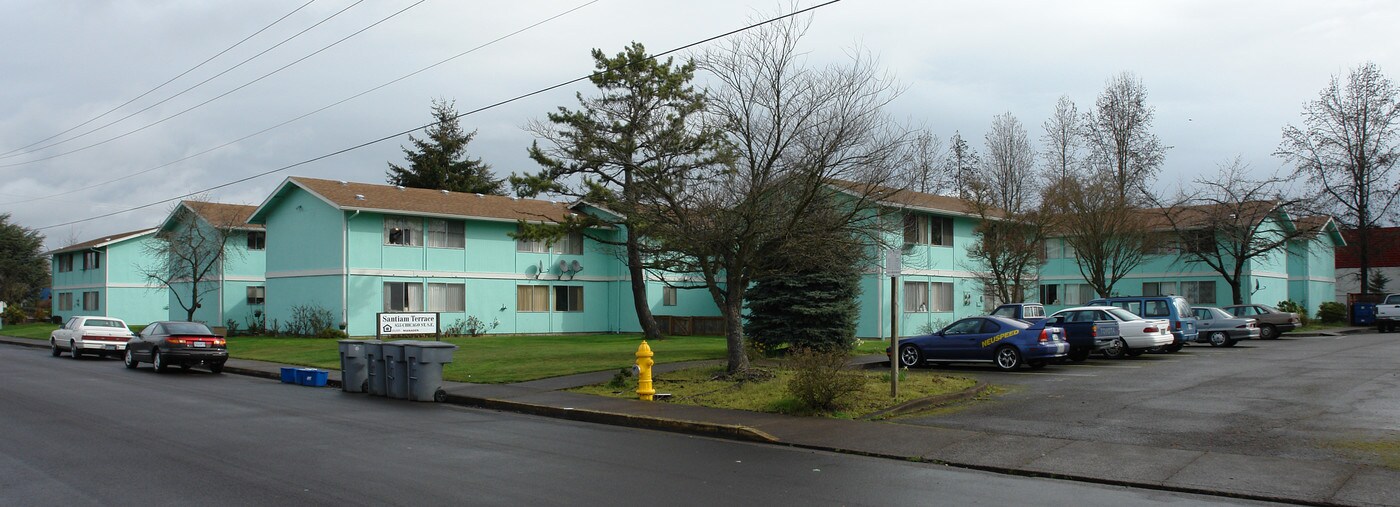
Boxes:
[636,341,655,401]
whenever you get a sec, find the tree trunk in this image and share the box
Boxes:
[722,296,748,374]
[1229,279,1244,305]
[187,283,199,321]
[625,233,664,340]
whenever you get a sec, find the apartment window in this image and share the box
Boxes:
[58,254,73,272]
[1063,241,1077,259]
[58,293,73,311]
[1043,239,1062,259]
[517,286,549,312]
[1181,281,1216,304]
[662,286,677,306]
[384,216,422,246]
[428,283,466,312]
[82,251,101,270]
[383,282,423,312]
[1062,284,1095,305]
[82,291,99,311]
[903,282,929,312]
[930,282,954,312]
[246,286,265,305]
[427,219,465,249]
[1143,282,1177,297]
[553,231,584,255]
[1181,230,1215,255]
[516,225,549,253]
[902,213,953,246]
[247,231,266,250]
[1039,284,1060,305]
[554,286,584,312]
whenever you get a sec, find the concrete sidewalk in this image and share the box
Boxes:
[3,335,1393,506]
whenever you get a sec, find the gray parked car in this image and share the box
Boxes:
[1191,307,1261,347]
[1220,304,1300,339]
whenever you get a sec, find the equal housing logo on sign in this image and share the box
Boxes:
[377,312,439,336]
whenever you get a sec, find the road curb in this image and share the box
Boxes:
[442,392,779,444]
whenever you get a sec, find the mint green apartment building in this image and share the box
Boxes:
[1037,207,1343,316]
[48,228,168,325]
[247,177,718,337]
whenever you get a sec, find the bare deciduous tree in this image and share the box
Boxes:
[141,201,244,322]
[1046,175,1149,298]
[945,131,980,198]
[908,131,948,194]
[1277,61,1400,294]
[646,13,911,374]
[964,112,1045,304]
[1041,94,1081,183]
[1155,159,1313,305]
[1082,71,1167,202]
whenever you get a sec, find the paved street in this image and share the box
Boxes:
[0,343,1276,507]
[901,332,1400,465]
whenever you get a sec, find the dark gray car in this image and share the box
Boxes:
[1190,307,1261,347]
[1220,304,1300,339]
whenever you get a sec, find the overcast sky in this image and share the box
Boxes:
[3,0,1397,250]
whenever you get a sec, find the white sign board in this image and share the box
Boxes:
[377,312,439,335]
[885,248,901,275]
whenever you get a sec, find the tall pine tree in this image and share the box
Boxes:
[387,99,504,195]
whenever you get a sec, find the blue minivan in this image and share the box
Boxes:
[1086,295,1198,352]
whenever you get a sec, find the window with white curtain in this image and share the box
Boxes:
[1181,281,1216,304]
[428,283,466,312]
[517,286,549,312]
[384,216,422,246]
[383,282,423,311]
[930,282,954,312]
[426,219,465,248]
[903,282,929,312]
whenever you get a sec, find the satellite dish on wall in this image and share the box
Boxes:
[570,260,583,273]
[535,260,544,279]
[558,259,570,274]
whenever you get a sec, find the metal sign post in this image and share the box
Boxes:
[886,248,901,399]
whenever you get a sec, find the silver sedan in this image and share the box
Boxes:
[1190,307,1261,347]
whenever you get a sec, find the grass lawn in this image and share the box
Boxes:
[1292,321,1356,333]
[228,334,739,384]
[2,323,58,340]
[570,364,978,418]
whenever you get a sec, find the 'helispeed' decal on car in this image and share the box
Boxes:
[981,330,1019,348]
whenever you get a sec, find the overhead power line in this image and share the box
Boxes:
[34,0,843,231]
[0,0,374,164]
[2,0,599,206]
[0,1,318,158]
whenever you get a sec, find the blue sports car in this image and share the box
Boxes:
[895,316,1068,371]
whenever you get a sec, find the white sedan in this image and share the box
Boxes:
[50,316,135,359]
[1052,306,1173,358]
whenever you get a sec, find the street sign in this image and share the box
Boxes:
[885,248,901,275]
[377,312,440,336]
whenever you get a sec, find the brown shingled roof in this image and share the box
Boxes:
[46,228,157,255]
[182,201,262,230]
[826,179,995,217]
[290,177,576,222]
[1138,200,1282,231]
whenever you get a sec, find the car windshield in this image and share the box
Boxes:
[1208,308,1234,319]
[1107,308,1141,321]
[163,322,213,335]
[84,319,125,329]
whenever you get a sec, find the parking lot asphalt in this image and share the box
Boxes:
[898,332,1400,466]
[3,331,1398,506]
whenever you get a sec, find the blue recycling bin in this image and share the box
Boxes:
[297,368,329,387]
[280,367,298,384]
[1352,302,1377,326]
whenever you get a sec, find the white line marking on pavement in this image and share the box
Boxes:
[1004,372,1098,377]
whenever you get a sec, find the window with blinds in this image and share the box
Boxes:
[517,286,549,312]
[384,216,422,246]
[428,283,466,312]
[426,219,465,248]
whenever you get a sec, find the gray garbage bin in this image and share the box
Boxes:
[381,341,410,400]
[404,341,458,402]
[338,340,371,393]
[364,340,386,396]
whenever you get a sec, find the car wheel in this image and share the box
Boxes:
[1069,348,1091,362]
[153,349,168,373]
[1209,331,1234,347]
[209,362,224,374]
[70,341,82,360]
[898,344,923,368]
[1101,338,1128,359]
[1260,324,1278,340]
[1164,343,1184,353]
[994,346,1023,371]
[51,340,62,357]
[124,348,139,369]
